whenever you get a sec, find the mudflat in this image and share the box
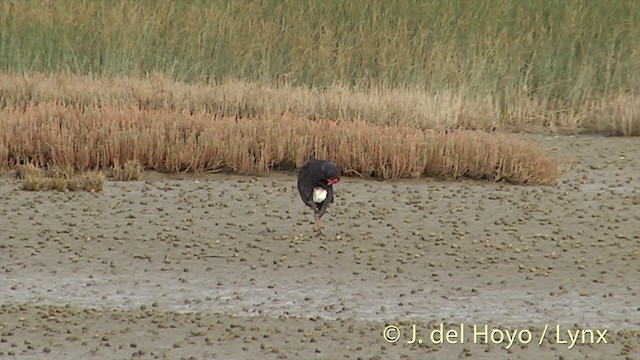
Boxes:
[1,134,638,360]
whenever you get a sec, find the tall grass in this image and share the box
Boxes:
[1,0,638,131]
[1,72,638,135]
[0,103,562,185]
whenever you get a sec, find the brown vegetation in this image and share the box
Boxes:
[1,103,562,185]
[1,73,638,135]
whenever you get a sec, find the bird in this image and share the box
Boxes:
[297,159,341,232]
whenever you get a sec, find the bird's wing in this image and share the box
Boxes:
[297,171,317,209]
[298,183,316,209]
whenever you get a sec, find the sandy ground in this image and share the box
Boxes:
[1,134,639,360]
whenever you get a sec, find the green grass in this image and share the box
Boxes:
[0,1,638,134]
[2,1,638,93]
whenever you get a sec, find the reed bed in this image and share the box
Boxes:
[0,103,561,185]
[1,73,638,135]
[1,1,638,135]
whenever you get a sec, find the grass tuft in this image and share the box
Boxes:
[16,163,42,180]
[17,163,105,193]
[111,160,143,181]
[80,171,106,193]
[20,164,44,191]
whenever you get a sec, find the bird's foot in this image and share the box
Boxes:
[313,223,325,237]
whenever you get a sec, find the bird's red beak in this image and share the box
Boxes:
[327,177,340,186]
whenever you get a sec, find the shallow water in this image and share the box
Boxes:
[2,269,637,330]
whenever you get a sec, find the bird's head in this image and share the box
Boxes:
[321,161,341,186]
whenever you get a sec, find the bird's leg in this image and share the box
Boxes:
[314,214,321,232]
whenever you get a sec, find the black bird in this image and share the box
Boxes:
[297,159,341,232]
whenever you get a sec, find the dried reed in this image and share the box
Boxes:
[1,73,637,135]
[1,103,562,185]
